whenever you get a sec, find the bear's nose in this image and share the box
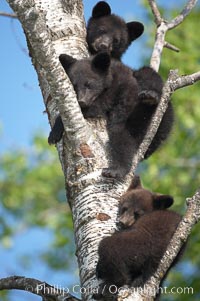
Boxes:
[99,43,108,50]
[117,221,125,229]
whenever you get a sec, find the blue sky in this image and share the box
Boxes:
[0,1,45,153]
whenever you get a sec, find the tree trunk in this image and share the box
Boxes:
[6,0,129,300]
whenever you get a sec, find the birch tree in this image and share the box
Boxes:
[0,1,200,301]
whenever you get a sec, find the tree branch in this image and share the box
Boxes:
[0,11,17,18]
[168,0,198,30]
[119,189,200,301]
[171,70,200,90]
[120,68,200,299]
[119,1,200,299]
[144,188,200,297]
[148,0,162,25]
[5,2,121,301]
[0,276,81,301]
[149,0,198,71]
[131,69,200,176]
[164,41,180,53]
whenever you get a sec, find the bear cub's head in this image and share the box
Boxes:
[87,1,144,59]
[59,52,112,109]
[119,175,174,228]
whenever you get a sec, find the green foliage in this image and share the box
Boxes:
[0,132,74,270]
[139,8,200,301]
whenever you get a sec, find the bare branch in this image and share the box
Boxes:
[0,11,17,18]
[0,276,81,301]
[164,41,180,52]
[171,70,200,90]
[149,0,198,71]
[168,0,198,30]
[150,22,168,71]
[145,188,200,296]
[131,69,200,177]
[119,189,200,300]
[148,0,162,25]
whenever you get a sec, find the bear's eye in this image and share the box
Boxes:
[73,84,78,92]
[134,210,144,220]
[84,82,92,89]
[98,28,106,34]
[134,212,140,220]
[113,38,119,45]
[120,207,128,215]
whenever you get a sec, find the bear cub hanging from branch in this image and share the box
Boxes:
[48,53,173,178]
[94,176,186,300]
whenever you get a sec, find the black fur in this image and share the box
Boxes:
[48,54,173,178]
[95,176,186,300]
[87,1,144,59]
[86,2,173,124]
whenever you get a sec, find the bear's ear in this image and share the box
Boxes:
[92,1,111,18]
[92,52,111,73]
[153,194,174,210]
[59,54,77,73]
[127,175,142,191]
[126,22,144,42]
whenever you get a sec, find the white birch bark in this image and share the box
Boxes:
[3,1,200,301]
[6,1,127,300]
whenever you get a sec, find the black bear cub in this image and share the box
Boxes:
[95,176,185,299]
[87,1,144,59]
[87,2,173,129]
[48,53,173,178]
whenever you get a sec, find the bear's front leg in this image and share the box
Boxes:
[138,90,160,105]
[133,66,163,106]
[48,115,64,144]
[102,124,135,178]
[93,282,118,301]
